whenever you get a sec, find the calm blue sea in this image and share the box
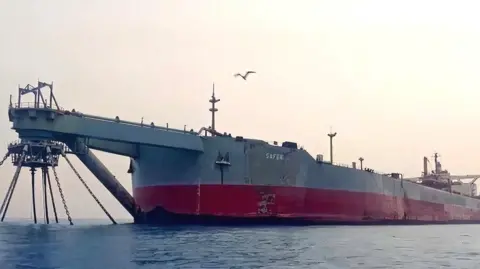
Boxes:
[0,218,478,268]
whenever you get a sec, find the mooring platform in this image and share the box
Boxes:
[1,81,204,224]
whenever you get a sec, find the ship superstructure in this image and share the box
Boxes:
[404,153,480,197]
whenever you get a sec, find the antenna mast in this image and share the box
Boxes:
[209,83,220,136]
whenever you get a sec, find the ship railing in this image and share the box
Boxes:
[327,161,352,169]
[12,101,199,135]
[333,162,352,168]
[75,113,197,135]
[330,161,393,175]
[376,170,397,177]
[327,161,354,169]
[264,140,310,149]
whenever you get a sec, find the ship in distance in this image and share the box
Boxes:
[129,90,480,225]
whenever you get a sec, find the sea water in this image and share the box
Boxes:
[0,218,478,268]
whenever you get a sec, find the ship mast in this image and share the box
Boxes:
[434,152,440,174]
[209,83,220,136]
[327,130,337,163]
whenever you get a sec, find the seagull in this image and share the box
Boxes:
[234,71,256,80]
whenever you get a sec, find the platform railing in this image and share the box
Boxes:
[8,139,65,147]
[12,102,64,111]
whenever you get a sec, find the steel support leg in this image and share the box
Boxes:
[31,168,37,224]
[46,168,59,223]
[42,167,49,224]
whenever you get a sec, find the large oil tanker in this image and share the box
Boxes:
[129,90,480,225]
[7,82,480,225]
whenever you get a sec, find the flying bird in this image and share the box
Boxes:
[234,71,256,80]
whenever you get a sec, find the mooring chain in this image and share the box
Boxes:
[0,152,21,216]
[0,152,9,167]
[51,166,73,225]
[62,154,116,224]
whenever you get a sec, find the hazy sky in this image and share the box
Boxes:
[1,0,480,221]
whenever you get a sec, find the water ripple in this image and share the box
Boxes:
[0,220,478,268]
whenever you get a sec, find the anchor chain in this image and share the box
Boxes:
[51,166,73,225]
[0,152,20,216]
[62,154,116,224]
[0,152,9,167]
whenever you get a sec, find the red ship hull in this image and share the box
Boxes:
[133,184,480,225]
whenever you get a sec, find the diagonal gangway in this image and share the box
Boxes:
[6,81,205,222]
